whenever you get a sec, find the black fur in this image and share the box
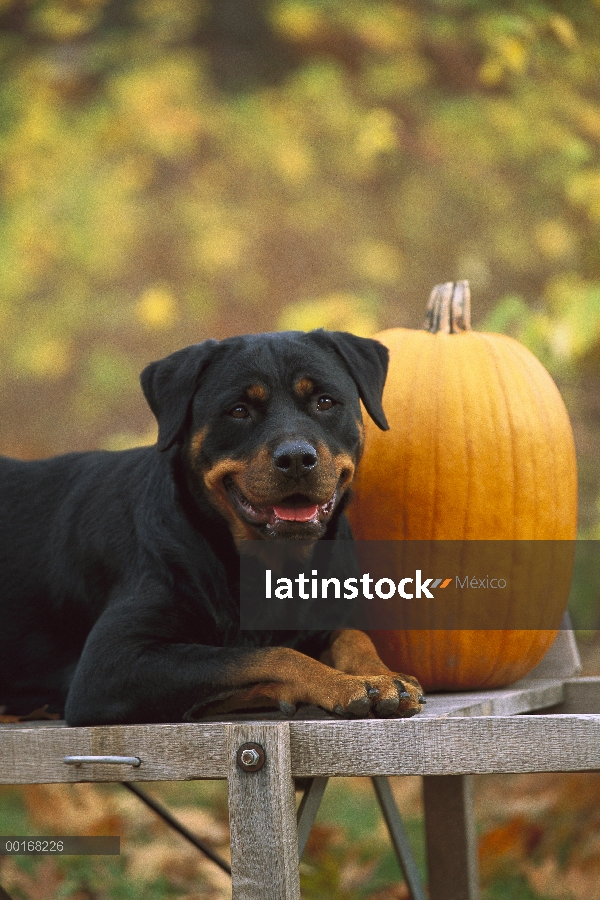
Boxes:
[0,330,388,725]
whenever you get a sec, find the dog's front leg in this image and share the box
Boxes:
[63,586,420,723]
[323,630,424,717]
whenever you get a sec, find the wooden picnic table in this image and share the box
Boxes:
[1,626,598,900]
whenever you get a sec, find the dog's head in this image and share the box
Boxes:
[141,330,388,543]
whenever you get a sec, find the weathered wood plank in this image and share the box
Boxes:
[525,616,581,679]
[227,722,300,900]
[198,679,566,722]
[288,715,600,777]
[423,775,479,900]
[419,678,565,719]
[4,710,600,783]
[0,723,228,783]
[558,677,600,714]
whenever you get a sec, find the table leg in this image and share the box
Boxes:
[227,722,300,900]
[297,776,328,859]
[423,774,479,900]
[372,776,427,900]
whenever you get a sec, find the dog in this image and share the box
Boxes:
[0,329,424,725]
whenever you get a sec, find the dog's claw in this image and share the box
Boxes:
[375,697,399,717]
[347,696,371,717]
[418,695,427,704]
[398,691,411,701]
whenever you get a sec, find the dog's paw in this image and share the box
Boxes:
[312,672,424,719]
[365,672,424,718]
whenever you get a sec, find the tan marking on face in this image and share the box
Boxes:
[310,441,354,497]
[202,458,248,524]
[294,377,314,398]
[201,441,353,549]
[188,426,208,468]
[202,453,272,547]
[333,452,356,492]
[246,384,268,402]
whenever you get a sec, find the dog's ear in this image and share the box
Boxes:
[141,340,219,451]
[308,330,389,430]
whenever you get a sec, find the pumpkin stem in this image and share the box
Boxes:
[424,281,472,334]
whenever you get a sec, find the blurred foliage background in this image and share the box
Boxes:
[1,0,600,530]
[3,5,600,898]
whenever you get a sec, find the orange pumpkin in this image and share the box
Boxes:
[348,281,578,690]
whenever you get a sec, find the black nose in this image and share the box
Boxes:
[273,441,318,478]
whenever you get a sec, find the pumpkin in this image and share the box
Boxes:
[348,281,578,690]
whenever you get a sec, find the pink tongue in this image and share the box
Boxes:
[273,504,318,522]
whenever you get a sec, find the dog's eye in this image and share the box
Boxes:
[230,405,250,419]
[316,396,335,411]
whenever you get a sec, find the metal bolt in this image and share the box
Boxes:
[236,742,265,772]
[240,748,259,766]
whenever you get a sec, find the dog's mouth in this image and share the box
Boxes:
[225,478,337,535]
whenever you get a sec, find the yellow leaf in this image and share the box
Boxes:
[549,14,577,49]
[278,293,378,336]
[356,109,399,160]
[276,142,314,181]
[498,36,528,74]
[271,3,325,41]
[14,339,72,379]
[478,58,504,86]
[198,227,245,271]
[136,287,178,329]
[353,240,403,284]
[535,220,574,260]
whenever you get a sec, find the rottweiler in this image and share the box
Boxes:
[0,329,424,725]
